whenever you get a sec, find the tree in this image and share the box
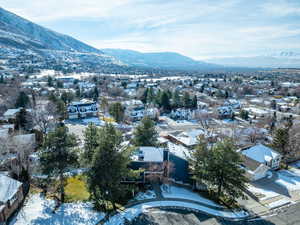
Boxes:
[100,96,109,115]
[172,90,181,108]
[15,108,29,130]
[31,102,59,134]
[40,126,78,203]
[160,91,171,112]
[61,91,74,104]
[83,123,99,165]
[87,124,130,211]
[0,75,4,83]
[183,92,191,108]
[15,91,30,108]
[109,102,124,123]
[190,139,248,203]
[272,127,290,167]
[133,117,158,146]
[47,76,53,87]
[93,87,99,101]
[191,95,198,109]
[239,110,249,120]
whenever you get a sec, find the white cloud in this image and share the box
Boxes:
[1,0,300,58]
[262,0,300,17]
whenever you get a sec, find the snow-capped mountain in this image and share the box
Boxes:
[102,49,221,71]
[0,7,104,53]
[206,51,300,68]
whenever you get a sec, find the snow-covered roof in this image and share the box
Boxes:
[3,108,21,117]
[167,142,190,160]
[136,147,164,162]
[0,175,22,203]
[241,144,281,164]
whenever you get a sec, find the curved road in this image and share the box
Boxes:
[129,202,300,225]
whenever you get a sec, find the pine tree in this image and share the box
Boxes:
[133,116,158,146]
[272,127,290,167]
[40,126,78,202]
[83,123,99,165]
[172,90,181,109]
[15,91,30,108]
[160,91,171,112]
[190,139,248,203]
[183,92,191,109]
[87,124,130,211]
[191,95,198,109]
[109,102,124,123]
[0,75,4,83]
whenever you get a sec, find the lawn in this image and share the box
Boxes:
[65,175,90,202]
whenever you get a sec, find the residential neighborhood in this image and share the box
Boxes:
[1,1,300,225]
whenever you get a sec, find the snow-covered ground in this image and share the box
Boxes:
[275,170,300,191]
[104,200,249,225]
[161,185,221,208]
[10,194,105,225]
[133,190,156,201]
[247,184,279,201]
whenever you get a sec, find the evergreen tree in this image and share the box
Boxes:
[15,91,30,108]
[47,76,53,87]
[272,127,290,167]
[0,75,4,83]
[239,110,249,120]
[109,102,124,123]
[160,91,171,112]
[133,116,158,146]
[83,123,99,165]
[140,88,148,104]
[15,108,28,130]
[172,90,181,108]
[93,87,99,101]
[183,92,191,108]
[191,95,198,109]
[87,124,130,211]
[190,139,248,202]
[40,126,78,202]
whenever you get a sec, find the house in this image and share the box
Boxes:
[240,154,270,181]
[67,100,98,119]
[129,145,190,184]
[217,106,233,119]
[130,147,167,183]
[241,144,281,170]
[165,129,206,148]
[0,175,24,223]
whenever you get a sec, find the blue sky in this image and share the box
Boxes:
[2,0,300,59]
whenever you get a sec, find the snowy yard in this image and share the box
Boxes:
[275,170,300,191]
[160,185,221,208]
[10,194,105,225]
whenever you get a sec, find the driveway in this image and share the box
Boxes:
[251,171,291,198]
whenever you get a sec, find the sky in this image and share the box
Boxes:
[1,0,300,60]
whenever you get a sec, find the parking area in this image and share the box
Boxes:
[244,162,300,212]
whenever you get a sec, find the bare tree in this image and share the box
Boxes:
[30,101,59,134]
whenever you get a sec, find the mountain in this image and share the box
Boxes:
[0,7,105,53]
[206,51,300,68]
[0,7,126,74]
[102,49,221,71]
[0,7,222,74]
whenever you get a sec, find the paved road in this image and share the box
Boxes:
[129,202,300,225]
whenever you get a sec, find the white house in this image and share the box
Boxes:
[0,175,24,223]
[67,100,98,119]
[241,144,281,170]
[240,154,270,181]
